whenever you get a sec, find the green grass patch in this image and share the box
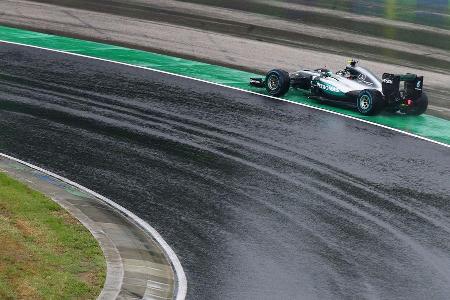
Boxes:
[0,172,105,299]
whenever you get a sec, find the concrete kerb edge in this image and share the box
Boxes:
[53,196,124,300]
[0,39,448,150]
[0,152,187,300]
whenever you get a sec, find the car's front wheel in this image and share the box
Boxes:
[265,69,290,97]
[356,89,384,116]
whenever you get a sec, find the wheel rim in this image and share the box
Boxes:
[359,95,371,110]
[267,75,280,90]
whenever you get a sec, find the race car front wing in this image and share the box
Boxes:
[250,77,265,88]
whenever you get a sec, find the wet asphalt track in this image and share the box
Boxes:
[1,43,450,300]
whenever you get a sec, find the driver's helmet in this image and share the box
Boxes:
[347,59,358,67]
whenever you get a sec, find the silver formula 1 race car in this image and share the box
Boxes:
[249,60,428,116]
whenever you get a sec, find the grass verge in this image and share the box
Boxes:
[0,172,105,299]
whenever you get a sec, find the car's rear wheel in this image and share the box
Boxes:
[356,89,384,116]
[409,92,428,116]
[265,69,290,97]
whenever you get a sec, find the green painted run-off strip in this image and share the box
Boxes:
[0,25,449,145]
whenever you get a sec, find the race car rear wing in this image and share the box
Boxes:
[382,73,423,101]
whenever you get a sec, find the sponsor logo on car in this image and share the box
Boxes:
[317,82,341,93]
[382,78,393,84]
[416,80,422,90]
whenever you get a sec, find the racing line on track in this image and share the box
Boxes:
[0,25,450,146]
[0,39,449,150]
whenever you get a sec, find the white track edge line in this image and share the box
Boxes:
[0,152,187,300]
[1,39,449,149]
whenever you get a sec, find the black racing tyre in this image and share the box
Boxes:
[356,89,384,116]
[265,69,290,97]
[410,92,428,116]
